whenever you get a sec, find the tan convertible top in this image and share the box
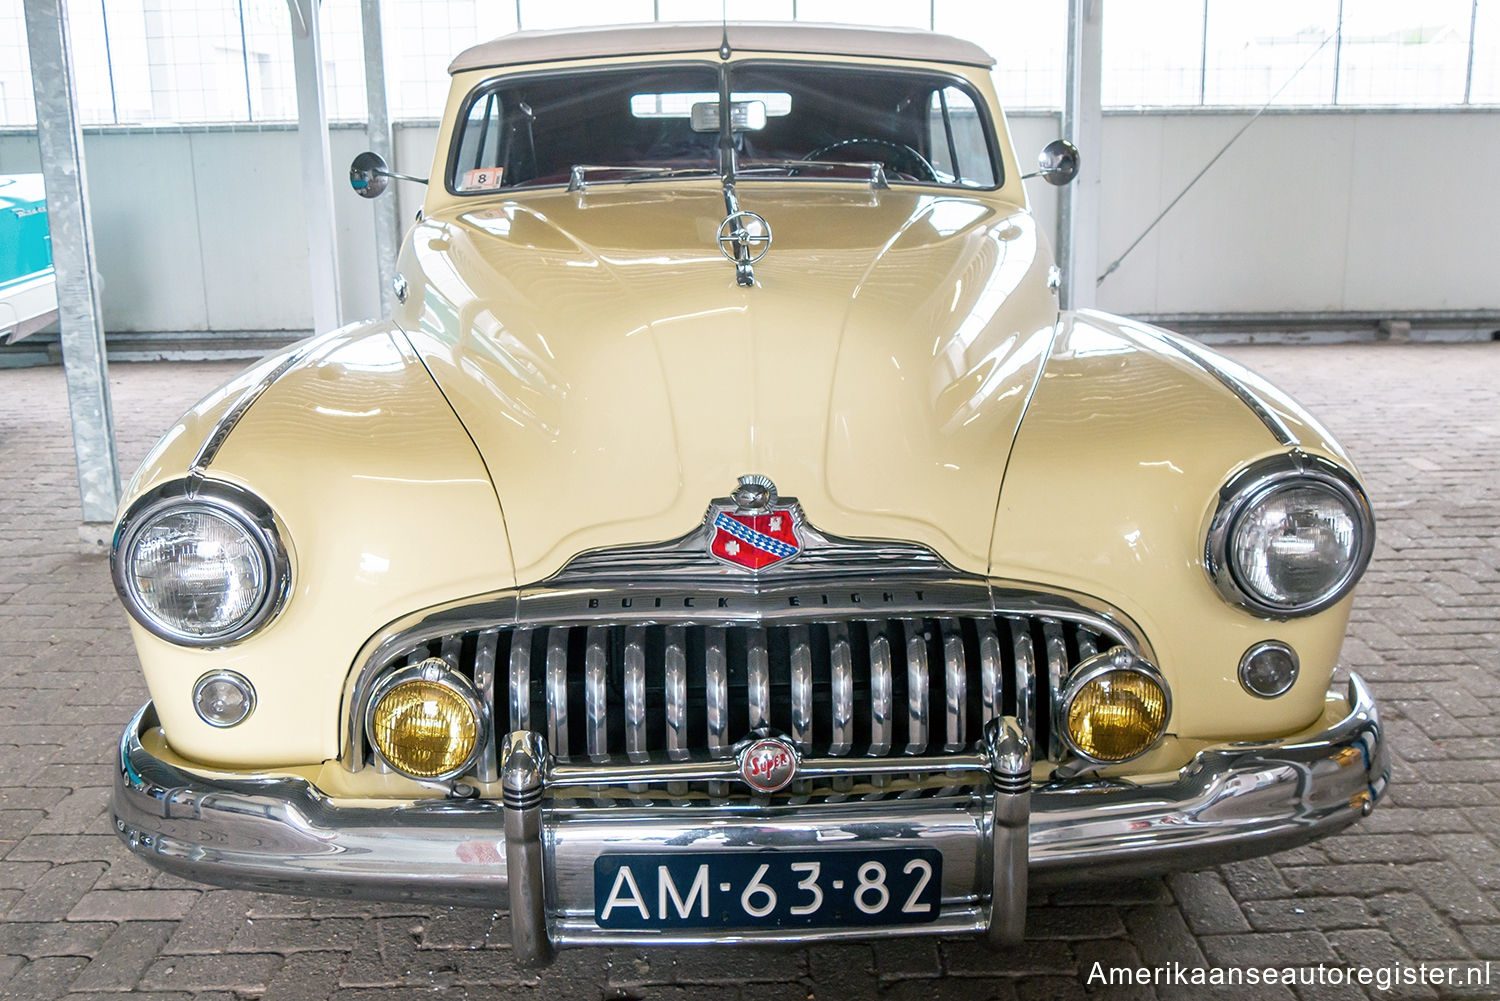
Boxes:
[448,21,995,74]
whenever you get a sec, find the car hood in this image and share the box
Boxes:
[396,184,1059,583]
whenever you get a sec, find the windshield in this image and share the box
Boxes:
[448,62,1000,193]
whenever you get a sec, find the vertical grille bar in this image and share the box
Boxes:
[623,627,647,763]
[789,625,814,749]
[439,634,462,669]
[1041,619,1068,761]
[664,626,688,761]
[508,627,532,731]
[976,618,1000,725]
[1076,631,1099,662]
[1008,617,1036,747]
[544,628,569,758]
[747,628,770,730]
[584,626,609,761]
[828,623,854,756]
[868,626,893,756]
[473,627,500,782]
[903,619,929,755]
[941,618,966,752]
[705,626,728,757]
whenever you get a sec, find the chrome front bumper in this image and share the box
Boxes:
[114,675,1386,963]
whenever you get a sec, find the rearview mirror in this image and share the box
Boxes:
[350,151,389,199]
[690,100,767,133]
[1027,139,1080,186]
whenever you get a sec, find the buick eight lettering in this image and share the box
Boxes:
[110,22,1388,963]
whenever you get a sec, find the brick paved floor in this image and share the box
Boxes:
[0,344,1496,1000]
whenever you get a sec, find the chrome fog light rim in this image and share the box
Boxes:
[364,659,488,782]
[110,479,292,646]
[1238,640,1300,699]
[1205,452,1375,618]
[1058,648,1172,766]
[193,669,257,727]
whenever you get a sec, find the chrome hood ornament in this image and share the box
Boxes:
[717,210,771,285]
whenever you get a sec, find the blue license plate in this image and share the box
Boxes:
[594,848,943,929]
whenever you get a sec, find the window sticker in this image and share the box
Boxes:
[460,168,504,191]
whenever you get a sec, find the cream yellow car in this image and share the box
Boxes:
[111,22,1387,963]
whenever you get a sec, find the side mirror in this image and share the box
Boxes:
[350,151,390,199]
[1027,139,1080,186]
[350,151,427,198]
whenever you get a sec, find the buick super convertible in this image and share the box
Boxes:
[111,22,1387,962]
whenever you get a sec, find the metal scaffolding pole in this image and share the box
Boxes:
[288,0,343,334]
[23,0,122,532]
[1059,0,1103,311]
[361,0,400,316]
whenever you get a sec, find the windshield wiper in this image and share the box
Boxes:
[567,164,718,192]
[734,159,890,190]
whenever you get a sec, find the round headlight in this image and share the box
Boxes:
[1207,455,1374,617]
[112,482,289,646]
[367,660,483,780]
[1060,648,1170,764]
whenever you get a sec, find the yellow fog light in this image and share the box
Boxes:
[1061,648,1170,764]
[366,660,483,780]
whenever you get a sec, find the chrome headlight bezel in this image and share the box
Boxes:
[110,479,291,646]
[363,659,488,782]
[1206,453,1375,618]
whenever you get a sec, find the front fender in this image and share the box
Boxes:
[990,310,1363,744]
[118,322,515,768]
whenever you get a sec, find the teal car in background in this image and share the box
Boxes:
[0,174,58,342]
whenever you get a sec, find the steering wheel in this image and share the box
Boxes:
[802,138,938,182]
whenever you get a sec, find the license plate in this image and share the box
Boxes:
[593,848,942,929]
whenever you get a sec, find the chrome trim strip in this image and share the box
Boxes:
[1009,618,1036,747]
[942,618,966,752]
[705,627,728,757]
[114,677,1388,940]
[664,626,688,761]
[1204,451,1377,619]
[509,628,532,731]
[473,629,500,783]
[976,618,1000,726]
[623,627,647,764]
[789,625,814,749]
[747,628,770,730]
[544,628,569,758]
[584,626,608,761]
[1041,619,1068,761]
[828,623,854,756]
[868,627,893,757]
[189,339,325,475]
[903,619,929,755]
[1160,331,1299,447]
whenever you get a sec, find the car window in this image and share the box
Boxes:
[450,62,1001,192]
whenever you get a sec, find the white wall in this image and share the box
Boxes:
[1,108,1496,334]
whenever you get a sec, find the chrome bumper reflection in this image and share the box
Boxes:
[113,675,1386,959]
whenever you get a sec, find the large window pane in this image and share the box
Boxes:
[1203,0,1338,105]
[384,0,518,120]
[516,0,654,32]
[934,0,1064,109]
[656,0,794,18]
[1474,0,1500,102]
[1338,0,1473,104]
[65,2,118,124]
[1104,0,1205,106]
[0,0,37,126]
[796,0,929,30]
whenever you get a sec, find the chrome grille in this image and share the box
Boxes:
[370,614,1115,769]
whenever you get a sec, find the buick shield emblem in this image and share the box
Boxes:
[738,735,798,793]
[707,474,803,571]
